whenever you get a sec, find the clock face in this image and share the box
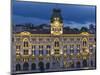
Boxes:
[54,21,60,26]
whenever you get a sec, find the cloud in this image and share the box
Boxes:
[12,1,96,24]
[13,15,50,25]
[64,21,95,29]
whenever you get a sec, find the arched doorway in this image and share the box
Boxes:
[46,63,50,69]
[16,64,21,71]
[31,63,36,70]
[83,60,87,67]
[70,62,74,68]
[76,61,81,68]
[38,62,44,72]
[23,62,29,71]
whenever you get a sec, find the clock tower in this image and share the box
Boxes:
[50,8,63,35]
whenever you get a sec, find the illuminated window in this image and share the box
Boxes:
[70,44,74,49]
[39,50,43,55]
[76,44,80,49]
[70,38,74,42]
[48,50,50,55]
[52,28,54,31]
[83,40,87,46]
[46,50,48,54]
[55,41,59,47]
[63,38,67,41]
[46,38,51,42]
[77,38,80,41]
[32,38,36,42]
[16,45,20,50]
[70,50,74,53]
[16,52,20,56]
[70,44,74,53]
[83,48,85,52]
[23,41,28,47]
[47,45,51,49]
[39,38,43,41]
[32,50,36,55]
[64,45,67,48]
[39,45,43,49]
[54,49,59,54]
[76,44,80,53]
[23,50,28,55]
[32,45,36,49]
[16,37,20,41]
[89,44,93,52]
[46,50,50,55]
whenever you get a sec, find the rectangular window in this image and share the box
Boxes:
[46,50,48,54]
[24,41,28,47]
[47,45,51,49]
[70,44,74,49]
[70,50,74,53]
[89,44,93,52]
[23,50,28,55]
[70,38,74,42]
[32,50,36,55]
[39,45,43,49]
[16,45,20,50]
[32,45,36,49]
[76,44,80,49]
[76,49,80,53]
[54,49,59,54]
[39,50,43,55]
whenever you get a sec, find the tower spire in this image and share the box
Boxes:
[50,6,63,36]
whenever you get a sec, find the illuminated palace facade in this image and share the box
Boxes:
[11,9,96,73]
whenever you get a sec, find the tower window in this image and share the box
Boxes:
[55,41,59,47]
[23,49,28,55]
[54,49,59,54]
[83,40,87,46]
[24,41,28,47]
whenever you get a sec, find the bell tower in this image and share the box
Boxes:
[50,8,63,35]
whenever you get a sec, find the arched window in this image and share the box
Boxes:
[31,63,36,70]
[16,64,21,71]
[38,62,44,72]
[23,38,29,48]
[55,41,59,47]
[70,62,74,68]
[24,41,28,47]
[76,61,81,68]
[83,41,87,46]
[46,63,50,69]
[23,62,29,71]
[82,38,87,46]
[83,60,87,67]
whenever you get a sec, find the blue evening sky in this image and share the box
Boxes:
[12,1,96,28]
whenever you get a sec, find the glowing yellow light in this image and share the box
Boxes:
[81,32,89,35]
[20,31,31,36]
[93,44,96,47]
